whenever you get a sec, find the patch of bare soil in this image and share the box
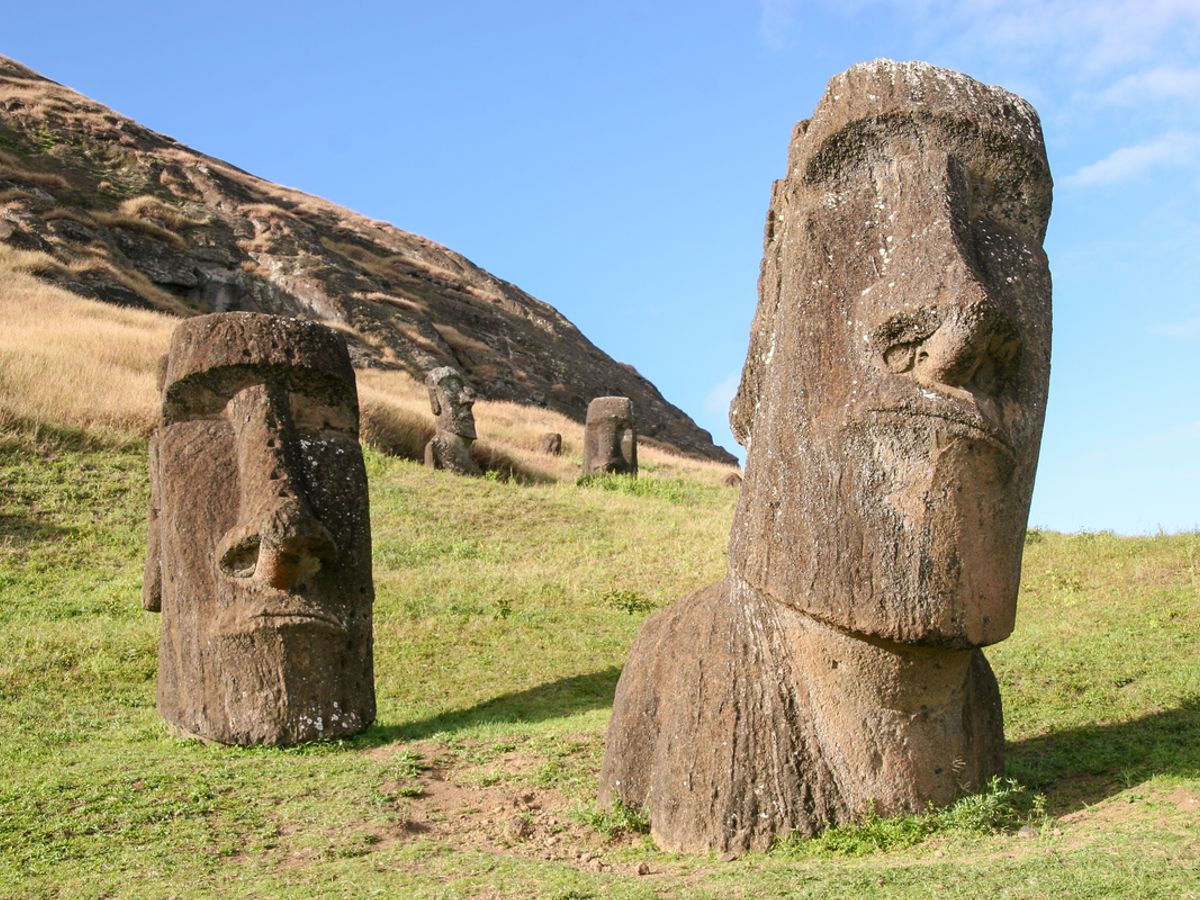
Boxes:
[357,740,655,879]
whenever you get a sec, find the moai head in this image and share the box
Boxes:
[583,396,638,476]
[143,313,375,745]
[728,60,1052,648]
[425,366,477,440]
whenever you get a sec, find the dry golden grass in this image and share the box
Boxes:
[117,195,208,230]
[0,246,171,439]
[0,187,35,205]
[0,167,71,191]
[91,211,187,248]
[0,254,738,482]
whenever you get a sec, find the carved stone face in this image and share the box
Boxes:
[583,396,638,476]
[144,313,374,745]
[426,366,477,440]
[729,61,1052,648]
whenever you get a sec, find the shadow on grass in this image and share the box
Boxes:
[0,512,75,550]
[1007,696,1200,813]
[358,666,622,746]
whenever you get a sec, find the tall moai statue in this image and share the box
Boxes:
[424,366,482,477]
[582,396,637,476]
[599,60,1053,854]
[143,312,376,746]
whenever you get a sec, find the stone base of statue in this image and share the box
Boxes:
[598,576,1003,855]
[424,431,481,476]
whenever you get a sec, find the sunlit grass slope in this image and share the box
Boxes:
[0,419,1197,896]
[0,275,1197,896]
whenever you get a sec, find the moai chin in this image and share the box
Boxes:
[599,60,1053,854]
[143,312,375,746]
[582,396,637,476]
[423,366,482,477]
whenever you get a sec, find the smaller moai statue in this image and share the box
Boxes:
[538,432,563,455]
[144,312,375,747]
[424,366,482,477]
[582,396,637,477]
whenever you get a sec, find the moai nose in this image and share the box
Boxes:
[911,301,1017,399]
[252,502,338,590]
[216,382,339,590]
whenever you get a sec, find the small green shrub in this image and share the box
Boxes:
[571,799,650,839]
[602,588,656,615]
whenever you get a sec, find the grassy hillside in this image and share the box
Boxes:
[0,293,1197,897]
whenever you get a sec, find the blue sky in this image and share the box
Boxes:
[6,1,1198,533]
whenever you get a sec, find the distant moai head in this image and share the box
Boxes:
[143,312,375,746]
[426,366,477,440]
[728,60,1053,648]
[539,432,563,456]
[583,396,637,476]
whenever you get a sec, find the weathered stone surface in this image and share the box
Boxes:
[538,432,563,455]
[0,54,735,465]
[143,312,375,746]
[582,397,637,477]
[600,59,1053,853]
[423,366,482,477]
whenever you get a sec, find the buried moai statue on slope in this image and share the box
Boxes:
[143,312,376,746]
[599,60,1053,854]
[582,396,637,476]
[424,366,482,477]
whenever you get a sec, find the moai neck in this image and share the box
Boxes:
[737,576,1001,814]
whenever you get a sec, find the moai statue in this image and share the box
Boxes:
[424,366,482,477]
[538,432,563,456]
[599,60,1053,854]
[143,312,375,746]
[582,396,637,476]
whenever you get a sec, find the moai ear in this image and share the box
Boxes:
[428,385,442,417]
[142,433,162,612]
[155,353,169,394]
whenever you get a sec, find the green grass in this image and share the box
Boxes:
[1,422,1198,897]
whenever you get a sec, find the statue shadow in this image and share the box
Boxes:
[357,665,622,747]
[0,513,75,548]
[469,442,557,485]
[1005,697,1200,814]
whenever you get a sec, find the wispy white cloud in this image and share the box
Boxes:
[1134,419,1200,449]
[1101,65,1200,105]
[704,369,741,415]
[815,0,1200,92]
[1149,313,1200,339]
[758,0,799,50]
[1065,132,1200,186]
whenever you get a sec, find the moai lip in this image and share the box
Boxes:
[143,312,375,746]
[583,396,637,476]
[423,366,482,476]
[599,59,1052,854]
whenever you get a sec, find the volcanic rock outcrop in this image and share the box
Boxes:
[143,312,375,746]
[423,366,482,476]
[582,396,637,477]
[0,54,733,463]
[599,60,1053,854]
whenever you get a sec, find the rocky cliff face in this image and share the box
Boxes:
[0,56,733,463]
